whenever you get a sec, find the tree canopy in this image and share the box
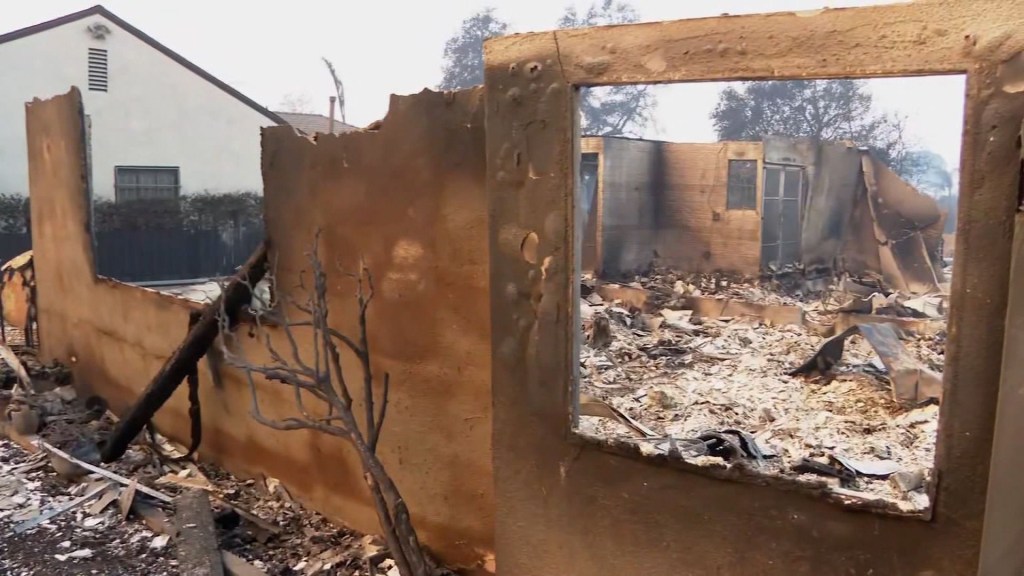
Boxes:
[901,150,955,195]
[710,79,918,176]
[558,0,655,137]
[438,2,655,137]
[901,149,958,233]
[438,8,510,90]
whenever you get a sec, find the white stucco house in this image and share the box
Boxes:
[0,5,285,201]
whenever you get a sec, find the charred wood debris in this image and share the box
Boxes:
[578,267,948,514]
[0,384,401,576]
[0,249,428,576]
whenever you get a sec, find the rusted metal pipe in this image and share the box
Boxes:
[329,96,337,135]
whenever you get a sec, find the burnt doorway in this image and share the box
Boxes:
[761,164,804,271]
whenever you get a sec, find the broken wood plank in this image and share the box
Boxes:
[208,493,282,535]
[7,452,46,474]
[579,394,656,438]
[688,296,805,326]
[0,342,34,394]
[175,490,225,576]
[101,242,268,463]
[222,551,268,576]
[119,479,137,522]
[87,488,119,516]
[6,431,40,454]
[833,312,946,337]
[595,283,652,312]
[155,471,281,535]
[39,440,173,504]
[133,499,177,537]
[156,472,220,493]
[12,481,110,534]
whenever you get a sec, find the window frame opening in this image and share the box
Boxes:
[113,166,181,203]
[568,77,965,521]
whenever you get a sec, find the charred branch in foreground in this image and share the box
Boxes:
[100,242,269,463]
[217,231,433,576]
[178,309,204,461]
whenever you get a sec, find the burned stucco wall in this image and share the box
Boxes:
[800,141,864,271]
[762,136,940,282]
[591,136,661,276]
[258,89,494,568]
[590,136,763,277]
[485,2,1024,575]
[854,153,946,294]
[28,88,494,570]
[655,141,763,275]
[839,176,881,276]
[763,136,818,167]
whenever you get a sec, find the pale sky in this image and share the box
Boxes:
[3,0,965,167]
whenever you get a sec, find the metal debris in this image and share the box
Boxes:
[857,322,944,403]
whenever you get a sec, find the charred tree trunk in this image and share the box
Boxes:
[100,242,268,463]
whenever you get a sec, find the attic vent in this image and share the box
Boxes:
[88,48,108,92]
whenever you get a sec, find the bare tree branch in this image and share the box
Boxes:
[356,259,379,451]
[215,229,436,576]
[371,372,390,452]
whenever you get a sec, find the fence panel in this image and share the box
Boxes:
[0,233,31,264]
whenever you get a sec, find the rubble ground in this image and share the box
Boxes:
[0,348,416,576]
[577,270,945,513]
[0,438,179,576]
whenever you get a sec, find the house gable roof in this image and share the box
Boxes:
[274,112,359,136]
[0,5,286,126]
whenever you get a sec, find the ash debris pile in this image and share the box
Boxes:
[0,346,428,575]
[578,268,948,513]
